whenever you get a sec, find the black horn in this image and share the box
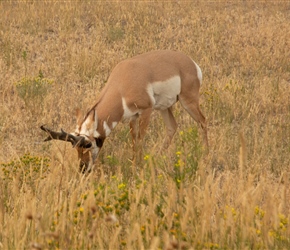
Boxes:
[40,125,91,148]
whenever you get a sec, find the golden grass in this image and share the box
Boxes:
[0,1,290,249]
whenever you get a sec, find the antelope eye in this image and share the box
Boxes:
[95,138,104,148]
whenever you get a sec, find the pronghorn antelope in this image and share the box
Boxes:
[41,50,208,172]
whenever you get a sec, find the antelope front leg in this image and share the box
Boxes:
[160,108,178,149]
[129,108,152,162]
[129,117,144,164]
[129,118,138,155]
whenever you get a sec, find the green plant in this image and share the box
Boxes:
[14,71,53,112]
[1,152,50,181]
[107,26,125,43]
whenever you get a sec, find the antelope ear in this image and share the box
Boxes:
[76,108,84,127]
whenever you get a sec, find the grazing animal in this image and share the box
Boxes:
[41,50,208,172]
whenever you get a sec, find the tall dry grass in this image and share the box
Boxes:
[0,1,290,249]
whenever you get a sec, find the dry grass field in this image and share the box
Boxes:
[0,1,290,249]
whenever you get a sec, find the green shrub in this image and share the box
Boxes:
[1,153,50,181]
[14,71,53,111]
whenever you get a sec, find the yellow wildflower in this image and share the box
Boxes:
[144,154,150,160]
[118,183,126,189]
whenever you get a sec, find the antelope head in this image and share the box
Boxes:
[40,109,104,172]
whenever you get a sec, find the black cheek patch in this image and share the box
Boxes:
[83,142,93,148]
[95,137,104,148]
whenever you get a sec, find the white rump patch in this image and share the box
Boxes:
[192,60,202,85]
[147,75,181,110]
